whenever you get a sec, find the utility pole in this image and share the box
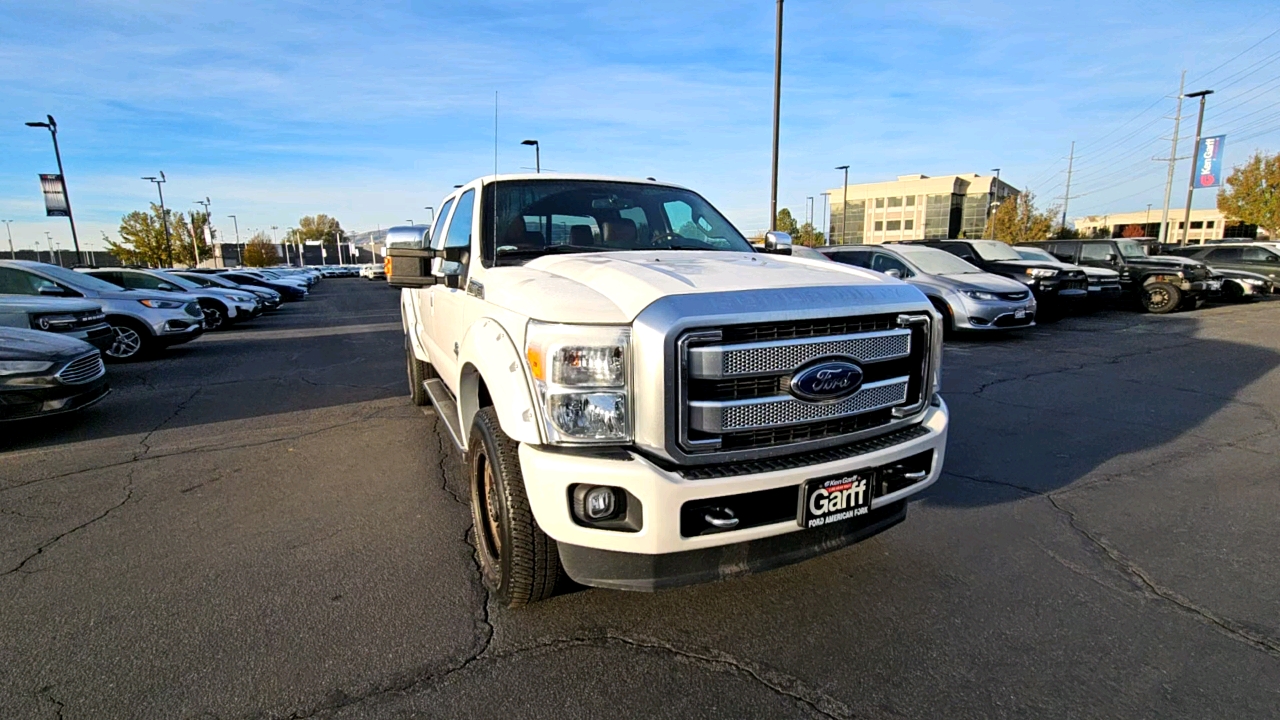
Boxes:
[1146,203,1153,234]
[988,168,1001,239]
[805,196,813,244]
[835,165,850,245]
[819,192,830,245]
[1060,142,1075,234]
[142,173,172,266]
[3,220,14,259]
[1157,71,1186,246]
[25,115,82,265]
[193,197,211,267]
[228,214,241,266]
[768,0,784,231]
[1180,89,1214,245]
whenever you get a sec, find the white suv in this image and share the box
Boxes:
[389,175,949,606]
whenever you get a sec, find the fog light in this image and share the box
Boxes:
[572,484,623,523]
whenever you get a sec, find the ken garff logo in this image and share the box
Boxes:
[789,359,864,402]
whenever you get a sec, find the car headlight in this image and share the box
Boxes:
[0,360,54,375]
[138,299,185,309]
[1025,268,1058,279]
[230,294,254,302]
[526,321,631,444]
[963,290,999,301]
[1241,277,1265,286]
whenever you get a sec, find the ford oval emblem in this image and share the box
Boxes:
[789,360,864,402]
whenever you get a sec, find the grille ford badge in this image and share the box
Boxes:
[789,360,864,402]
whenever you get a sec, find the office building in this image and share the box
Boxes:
[828,173,1017,245]
[1072,209,1263,244]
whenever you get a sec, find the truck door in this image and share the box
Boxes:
[412,197,454,363]
[428,189,476,390]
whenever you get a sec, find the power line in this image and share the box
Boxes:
[1188,26,1280,85]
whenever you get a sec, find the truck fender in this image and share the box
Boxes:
[456,318,542,450]
[401,289,429,362]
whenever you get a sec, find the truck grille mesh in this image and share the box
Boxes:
[718,331,909,376]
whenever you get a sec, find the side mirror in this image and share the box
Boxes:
[157,283,177,292]
[37,284,68,296]
[1105,253,1118,263]
[763,231,792,255]
[883,268,903,279]
[386,247,439,288]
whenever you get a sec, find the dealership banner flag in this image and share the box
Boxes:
[39,174,69,216]
[1196,135,1226,188]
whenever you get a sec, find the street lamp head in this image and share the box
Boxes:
[141,176,157,182]
[25,121,50,128]
[835,165,849,171]
[1185,89,1213,98]
[521,139,538,146]
[159,171,166,181]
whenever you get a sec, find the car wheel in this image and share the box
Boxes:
[105,318,150,362]
[467,406,561,608]
[200,302,227,330]
[928,298,955,337]
[406,337,434,406]
[1142,282,1181,314]
[1223,280,1244,301]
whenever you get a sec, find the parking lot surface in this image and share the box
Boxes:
[3,280,1278,719]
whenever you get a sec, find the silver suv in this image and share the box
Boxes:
[0,260,204,361]
[80,268,258,330]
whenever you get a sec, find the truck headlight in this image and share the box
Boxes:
[1025,268,1058,279]
[526,322,631,444]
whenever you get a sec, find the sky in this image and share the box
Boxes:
[2,0,1278,252]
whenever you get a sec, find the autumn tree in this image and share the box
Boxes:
[242,232,281,267]
[1121,224,1146,238]
[290,214,346,245]
[1218,151,1279,238]
[108,204,177,267]
[985,191,1058,243]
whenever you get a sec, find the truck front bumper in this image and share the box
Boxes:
[519,399,949,591]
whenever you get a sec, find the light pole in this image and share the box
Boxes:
[228,214,241,266]
[806,196,814,245]
[1180,89,1214,246]
[141,172,172,267]
[819,192,830,245]
[521,140,540,173]
[768,0,784,230]
[45,232,54,266]
[988,168,1001,239]
[835,165,849,245]
[193,197,211,267]
[25,115,83,265]
[425,206,434,225]
[1146,203,1153,235]
[3,220,14,259]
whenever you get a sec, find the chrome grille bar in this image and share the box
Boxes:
[687,328,911,379]
[688,377,909,433]
[56,353,105,385]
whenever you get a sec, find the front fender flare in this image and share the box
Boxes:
[457,318,542,450]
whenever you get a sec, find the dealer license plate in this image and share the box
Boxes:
[1014,309,1027,319]
[798,471,874,529]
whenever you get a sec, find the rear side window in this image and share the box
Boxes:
[827,250,871,268]
[1080,243,1111,262]
[443,191,475,249]
[1206,248,1243,262]
[871,253,910,275]
[1243,247,1279,262]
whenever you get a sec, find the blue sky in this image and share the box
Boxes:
[2,0,1278,251]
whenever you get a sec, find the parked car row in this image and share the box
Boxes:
[0,261,326,421]
[795,238,1274,334]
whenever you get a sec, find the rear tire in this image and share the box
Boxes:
[1141,282,1181,314]
[467,407,561,608]
[104,318,152,362]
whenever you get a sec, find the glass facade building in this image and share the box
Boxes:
[824,173,1017,246]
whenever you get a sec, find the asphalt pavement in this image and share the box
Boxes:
[2,280,1278,719]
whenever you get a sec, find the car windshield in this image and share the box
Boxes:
[894,246,984,275]
[969,240,1023,262]
[1115,240,1148,258]
[36,264,128,292]
[158,273,201,290]
[483,180,753,266]
[1015,247,1059,263]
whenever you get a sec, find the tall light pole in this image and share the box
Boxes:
[141,172,173,267]
[805,196,813,245]
[425,206,435,225]
[768,0,784,231]
[520,140,540,173]
[988,168,1001,239]
[819,192,830,245]
[835,165,849,245]
[1180,89,1214,246]
[193,197,211,267]
[45,232,54,266]
[3,220,14,259]
[228,214,241,266]
[1158,72,1186,247]
[1145,203,1153,235]
[25,115,82,265]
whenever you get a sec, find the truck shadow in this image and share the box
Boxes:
[919,308,1280,507]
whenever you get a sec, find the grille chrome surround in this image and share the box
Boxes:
[56,353,106,385]
[689,377,909,433]
[687,329,911,379]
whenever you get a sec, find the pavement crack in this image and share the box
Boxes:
[137,387,202,458]
[2,468,138,577]
[38,685,65,720]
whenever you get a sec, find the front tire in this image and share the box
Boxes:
[200,301,228,331]
[1142,282,1181,314]
[104,318,151,362]
[467,407,561,608]
[406,338,431,406]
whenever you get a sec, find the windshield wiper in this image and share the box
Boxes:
[496,245,610,257]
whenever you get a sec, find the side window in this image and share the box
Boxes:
[443,191,474,250]
[1079,243,1111,262]
[1207,248,1243,262]
[944,243,977,261]
[0,268,45,294]
[1242,247,1279,263]
[871,253,911,276]
[830,250,871,268]
[1046,242,1078,262]
[89,271,125,286]
[429,198,456,251]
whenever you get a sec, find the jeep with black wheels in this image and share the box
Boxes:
[1018,238,1218,314]
[388,175,949,607]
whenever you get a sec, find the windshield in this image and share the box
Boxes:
[1116,240,1148,258]
[1015,247,1059,263]
[158,272,201,290]
[894,246,983,275]
[969,240,1023,262]
[36,264,129,292]
[482,180,753,266]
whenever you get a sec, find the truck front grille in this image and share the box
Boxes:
[677,313,933,457]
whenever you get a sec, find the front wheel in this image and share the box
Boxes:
[406,338,432,406]
[105,319,151,362]
[1142,282,1181,314]
[467,407,561,608]
[200,302,227,331]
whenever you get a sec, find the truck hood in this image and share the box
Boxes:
[484,250,911,323]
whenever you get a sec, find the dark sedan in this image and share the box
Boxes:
[0,327,109,421]
[217,271,307,301]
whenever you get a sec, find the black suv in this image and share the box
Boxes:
[907,239,1088,315]
[1018,238,1215,313]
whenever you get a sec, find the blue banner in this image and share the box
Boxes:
[1196,135,1226,189]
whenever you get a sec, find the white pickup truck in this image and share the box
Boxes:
[388,174,949,607]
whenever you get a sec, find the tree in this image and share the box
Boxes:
[242,232,280,267]
[774,208,800,236]
[108,203,181,267]
[1218,151,1279,238]
[170,210,212,267]
[795,222,825,247]
[985,191,1058,243]
[291,214,346,245]
[1121,224,1146,238]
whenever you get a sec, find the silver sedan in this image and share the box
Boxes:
[818,244,1038,332]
